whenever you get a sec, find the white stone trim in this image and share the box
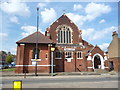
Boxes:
[104,56,108,60]
[88,67,93,68]
[87,55,92,60]
[55,58,62,59]
[31,59,41,61]
[16,65,55,66]
[92,53,105,69]
[20,44,25,45]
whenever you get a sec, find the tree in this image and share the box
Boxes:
[6,55,14,64]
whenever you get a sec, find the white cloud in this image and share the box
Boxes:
[0,33,8,43]
[66,3,111,27]
[98,43,109,51]
[0,33,8,37]
[9,16,19,24]
[73,4,82,11]
[41,8,57,23]
[66,13,85,26]
[85,2,111,21]
[37,3,46,9]
[99,19,106,23]
[1,0,30,17]
[82,28,95,39]
[82,26,117,41]
[10,47,17,55]
[92,26,117,40]
[21,25,44,38]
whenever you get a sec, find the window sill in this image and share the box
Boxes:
[31,59,41,61]
[77,58,83,59]
[65,58,73,59]
[55,58,62,59]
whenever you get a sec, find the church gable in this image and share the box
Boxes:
[86,45,104,57]
[45,14,82,44]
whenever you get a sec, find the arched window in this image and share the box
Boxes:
[33,48,40,59]
[57,25,72,44]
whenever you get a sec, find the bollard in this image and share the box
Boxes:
[13,80,22,90]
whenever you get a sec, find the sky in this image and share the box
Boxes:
[0,0,119,55]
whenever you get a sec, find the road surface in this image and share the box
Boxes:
[1,75,119,88]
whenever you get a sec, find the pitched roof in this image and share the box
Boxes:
[46,14,80,32]
[86,45,104,56]
[16,32,53,44]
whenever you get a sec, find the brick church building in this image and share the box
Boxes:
[15,14,109,73]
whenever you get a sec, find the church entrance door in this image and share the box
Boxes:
[94,55,101,69]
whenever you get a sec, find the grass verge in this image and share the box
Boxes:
[0,68,15,71]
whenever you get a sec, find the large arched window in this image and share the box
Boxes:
[57,25,72,44]
[33,48,40,59]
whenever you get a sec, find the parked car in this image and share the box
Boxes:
[8,62,16,68]
[0,61,9,69]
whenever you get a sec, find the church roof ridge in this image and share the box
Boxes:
[16,31,53,44]
[46,13,81,31]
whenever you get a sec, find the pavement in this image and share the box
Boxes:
[1,74,119,88]
[0,70,118,77]
[0,71,119,89]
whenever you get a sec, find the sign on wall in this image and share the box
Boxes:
[64,48,75,51]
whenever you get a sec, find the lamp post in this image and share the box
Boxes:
[35,7,39,76]
[51,47,55,76]
[75,52,76,72]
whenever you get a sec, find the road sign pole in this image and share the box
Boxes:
[51,47,55,76]
[51,51,53,76]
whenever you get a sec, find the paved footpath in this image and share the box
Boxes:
[1,74,119,88]
[0,71,119,89]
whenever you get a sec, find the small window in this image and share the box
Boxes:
[46,53,48,58]
[77,51,82,59]
[65,52,72,58]
[33,48,40,59]
[56,51,61,59]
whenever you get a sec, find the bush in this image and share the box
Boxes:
[6,55,14,64]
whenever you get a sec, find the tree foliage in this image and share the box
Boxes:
[6,55,14,64]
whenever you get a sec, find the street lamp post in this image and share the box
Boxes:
[75,52,76,72]
[35,7,39,76]
[51,47,55,76]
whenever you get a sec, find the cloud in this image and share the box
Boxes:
[0,33,8,42]
[40,8,57,23]
[66,3,111,27]
[0,0,30,17]
[99,19,106,23]
[98,43,109,51]
[66,13,85,26]
[73,4,82,11]
[0,33,8,37]
[37,3,46,9]
[92,26,117,40]
[82,28,95,39]
[85,2,111,21]
[10,47,17,55]
[21,25,44,38]
[9,16,19,24]
[82,26,117,41]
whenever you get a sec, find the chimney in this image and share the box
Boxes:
[45,28,51,39]
[112,31,118,39]
[79,30,82,42]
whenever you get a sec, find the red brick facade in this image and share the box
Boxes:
[15,14,108,73]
